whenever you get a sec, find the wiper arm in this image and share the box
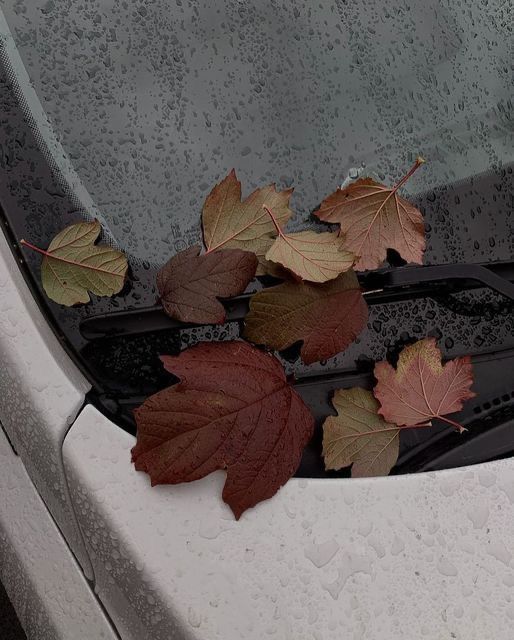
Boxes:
[380,262,514,297]
[80,261,514,341]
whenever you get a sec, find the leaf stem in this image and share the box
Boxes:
[19,239,49,257]
[262,205,284,237]
[20,238,125,277]
[391,156,425,194]
[435,415,467,433]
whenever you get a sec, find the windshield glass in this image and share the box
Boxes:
[1,1,513,476]
[2,0,512,265]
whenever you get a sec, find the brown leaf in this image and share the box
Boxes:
[132,341,314,519]
[315,158,426,270]
[374,337,475,433]
[322,388,399,477]
[20,220,128,306]
[157,245,257,324]
[265,216,355,283]
[243,270,368,365]
[202,169,293,273]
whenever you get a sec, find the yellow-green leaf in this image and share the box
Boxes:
[202,169,293,273]
[322,388,399,477]
[265,229,355,283]
[21,220,128,306]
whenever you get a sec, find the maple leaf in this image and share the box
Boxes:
[315,158,426,271]
[243,270,368,365]
[157,245,257,324]
[20,220,127,306]
[263,205,355,283]
[322,388,399,477]
[202,169,293,273]
[374,337,475,433]
[132,341,314,519]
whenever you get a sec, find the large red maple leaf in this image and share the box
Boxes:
[132,341,314,518]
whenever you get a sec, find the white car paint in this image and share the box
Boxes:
[1,199,514,639]
[0,424,116,639]
[63,404,514,640]
[0,230,93,578]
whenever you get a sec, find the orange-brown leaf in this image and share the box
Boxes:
[316,159,426,271]
[374,338,475,432]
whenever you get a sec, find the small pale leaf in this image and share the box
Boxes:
[322,388,399,477]
[265,230,355,283]
[23,220,128,306]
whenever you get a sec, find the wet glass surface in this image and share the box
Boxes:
[2,0,512,264]
[1,1,513,475]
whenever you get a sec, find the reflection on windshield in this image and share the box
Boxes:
[1,0,512,263]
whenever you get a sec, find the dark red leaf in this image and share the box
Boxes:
[157,245,257,324]
[132,341,314,519]
[243,270,368,365]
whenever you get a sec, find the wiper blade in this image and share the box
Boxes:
[381,262,514,296]
[80,261,514,341]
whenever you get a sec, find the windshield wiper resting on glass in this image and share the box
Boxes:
[80,261,514,341]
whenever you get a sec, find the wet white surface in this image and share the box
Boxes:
[0,425,116,639]
[0,230,92,576]
[65,403,514,640]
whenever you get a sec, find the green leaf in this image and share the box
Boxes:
[21,220,128,306]
[322,387,399,477]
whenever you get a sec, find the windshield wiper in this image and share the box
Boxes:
[80,260,514,341]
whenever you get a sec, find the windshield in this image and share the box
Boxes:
[1,1,512,265]
[1,1,513,476]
